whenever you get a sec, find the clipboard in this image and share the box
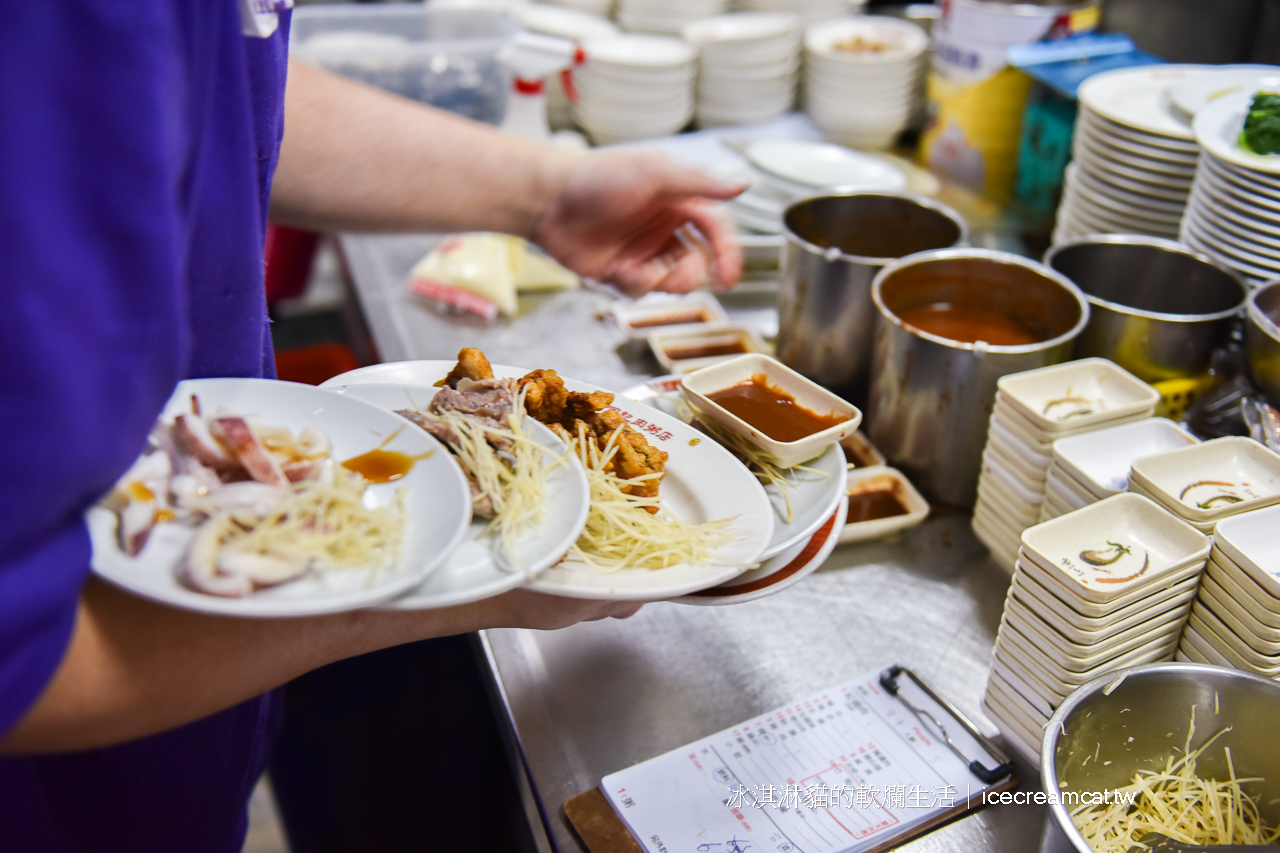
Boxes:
[565,665,1017,853]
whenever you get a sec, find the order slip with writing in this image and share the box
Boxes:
[600,668,1006,853]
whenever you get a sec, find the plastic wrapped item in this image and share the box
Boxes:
[290,4,520,125]
[407,233,578,320]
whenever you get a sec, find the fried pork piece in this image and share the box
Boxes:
[517,367,668,510]
[436,347,494,388]
[520,368,569,424]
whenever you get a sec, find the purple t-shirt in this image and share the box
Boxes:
[0,3,288,849]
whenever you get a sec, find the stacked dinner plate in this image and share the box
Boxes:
[972,359,1161,573]
[616,0,728,35]
[1128,436,1280,534]
[1039,418,1198,523]
[543,0,614,16]
[514,4,619,131]
[682,13,801,128]
[1053,65,1206,245]
[720,139,908,236]
[737,0,863,28]
[801,16,928,151]
[1183,93,1280,288]
[574,34,696,143]
[1179,506,1280,677]
[983,493,1211,766]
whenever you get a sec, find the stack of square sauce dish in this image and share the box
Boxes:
[982,493,1211,766]
[1127,436,1280,534]
[972,358,1161,572]
[1178,505,1280,676]
[1040,418,1199,522]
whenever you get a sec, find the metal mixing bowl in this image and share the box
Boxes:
[1248,280,1280,408]
[1044,235,1248,383]
[1040,662,1280,853]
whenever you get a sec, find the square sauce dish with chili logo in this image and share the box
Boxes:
[680,354,862,468]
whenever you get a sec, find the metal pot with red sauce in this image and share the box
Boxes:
[706,374,851,443]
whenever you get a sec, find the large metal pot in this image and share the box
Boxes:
[1041,662,1280,853]
[1044,235,1248,383]
[866,249,1088,506]
[776,192,967,407]
[1248,280,1280,408]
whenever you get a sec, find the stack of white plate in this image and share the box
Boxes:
[737,0,865,28]
[971,359,1161,573]
[617,0,728,35]
[801,16,928,150]
[1183,93,1280,288]
[720,139,907,235]
[682,13,800,128]
[1127,436,1280,534]
[542,0,614,17]
[1179,506,1280,676]
[1053,65,1206,245]
[982,493,1210,766]
[574,34,696,144]
[514,4,619,131]
[1039,418,1198,523]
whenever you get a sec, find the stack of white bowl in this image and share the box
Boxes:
[971,359,1161,573]
[617,0,728,35]
[574,34,696,143]
[1179,505,1280,677]
[681,13,800,128]
[801,16,928,150]
[542,0,614,17]
[514,4,619,131]
[1053,65,1205,245]
[720,139,907,236]
[1127,436,1280,534]
[1039,418,1199,523]
[983,493,1211,766]
[1182,92,1280,289]
[736,0,864,28]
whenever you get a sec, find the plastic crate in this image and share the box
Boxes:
[290,3,519,124]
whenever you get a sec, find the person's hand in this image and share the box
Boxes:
[473,587,645,631]
[531,150,747,297]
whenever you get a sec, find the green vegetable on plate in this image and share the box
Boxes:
[1239,92,1280,155]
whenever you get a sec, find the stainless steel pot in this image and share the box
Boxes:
[1248,280,1280,408]
[866,249,1088,506]
[1040,662,1280,853]
[776,192,968,407]
[1044,235,1248,383]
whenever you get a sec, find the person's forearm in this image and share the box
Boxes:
[0,579,633,754]
[269,60,573,236]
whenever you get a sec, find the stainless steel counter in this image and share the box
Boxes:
[337,228,1047,853]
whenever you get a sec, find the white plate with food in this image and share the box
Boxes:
[675,499,846,606]
[88,378,472,617]
[621,375,847,559]
[324,383,591,609]
[324,357,774,599]
[1195,92,1280,176]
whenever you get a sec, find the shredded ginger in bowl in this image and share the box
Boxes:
[1070,707,1280,852]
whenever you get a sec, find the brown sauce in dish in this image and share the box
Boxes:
[707,374,848,443]
[630,310,709,328]
[342,449,434,484]
[665,341,748,361]
[897,302,1040,346]
[846,488,908,523]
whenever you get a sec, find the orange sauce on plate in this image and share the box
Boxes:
[341,449,434,484]
[707,374,848,443]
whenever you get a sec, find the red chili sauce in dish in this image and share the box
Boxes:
[707,374,848,443]
[664,340,748,361]
[897,302,1040,346]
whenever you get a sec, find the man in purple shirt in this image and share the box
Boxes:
[0,3,742,850]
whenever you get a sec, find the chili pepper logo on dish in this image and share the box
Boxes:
[1178,479,1261,510]
[1058,538,1149,586]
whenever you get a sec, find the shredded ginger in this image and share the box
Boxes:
[1070,707,1280,852]
[202,471,405,579]
[569,424,736,573]
[414,394,551,572]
